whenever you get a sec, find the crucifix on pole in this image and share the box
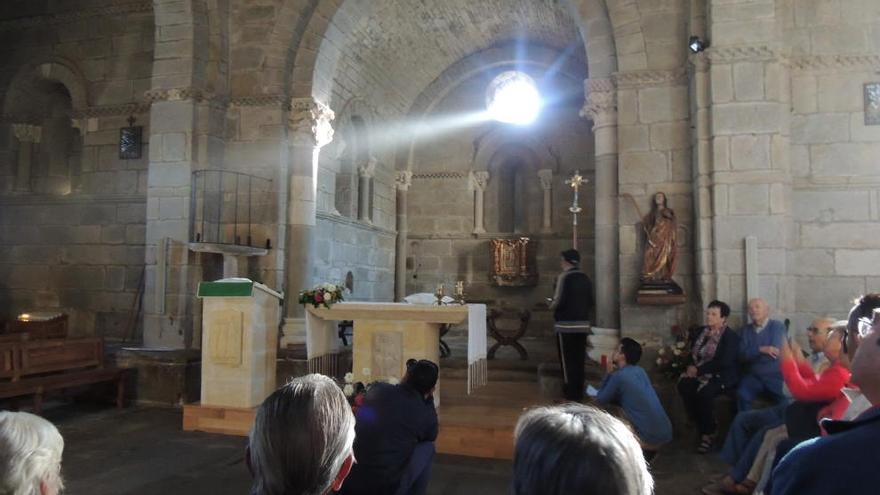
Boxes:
[566,170,588,250]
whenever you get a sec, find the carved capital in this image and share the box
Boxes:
[537,169,554,190]
[290,98,335,148]
[358,156,378,178]
[12,124,42,143]
[395,170,413,191]
[469,171,490,191]
[580,81,617,130]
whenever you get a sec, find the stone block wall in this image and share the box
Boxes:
[0,2,153,339]
[313,213,396,302]
[0,198,147,338]
[404,64,595,336]
[786,0,880,331]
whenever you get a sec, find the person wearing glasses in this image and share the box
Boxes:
[736,299,788,412]
[769,295,880,495]
[707,318,835,495]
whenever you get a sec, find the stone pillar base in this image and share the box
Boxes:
[280,317,307,348]
[588,326,620,363]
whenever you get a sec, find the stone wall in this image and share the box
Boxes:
[0,2,153,339]
[313,213,395,302]
[786,0,880,331]
[405,64,595,336]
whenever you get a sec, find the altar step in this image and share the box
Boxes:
[436,377,550,459]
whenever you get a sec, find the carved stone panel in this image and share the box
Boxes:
[371,331,403,380]
[207,309,243,367]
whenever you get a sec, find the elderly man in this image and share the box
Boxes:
[770,300,880,494]
[709,317,834,494]
[0,411,65,495]
[737,298,788,411]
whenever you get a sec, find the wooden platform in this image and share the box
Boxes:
[182,403,255,437]
[182,378,551,460]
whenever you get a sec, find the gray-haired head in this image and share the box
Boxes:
[0,411,65,495]
[248,374,355,495]
[512,403,653,495]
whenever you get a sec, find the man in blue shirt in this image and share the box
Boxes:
[770,297,880,495]
[737,298,787,411]
[595,337,673,458]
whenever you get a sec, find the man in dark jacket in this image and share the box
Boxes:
[549,249,594,401]
[340,359,439,495]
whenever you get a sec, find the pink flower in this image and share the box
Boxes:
[314,292,323,303]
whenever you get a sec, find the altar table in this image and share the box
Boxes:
[305,302,487,404]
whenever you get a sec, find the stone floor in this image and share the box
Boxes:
[41,402,724,495]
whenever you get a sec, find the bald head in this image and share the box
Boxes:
[807,317,836,353]
[748,299,770,326]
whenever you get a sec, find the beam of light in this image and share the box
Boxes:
[486,71,542,125]
[366,110,493,155]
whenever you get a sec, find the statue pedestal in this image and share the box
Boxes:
[636,279,685,305]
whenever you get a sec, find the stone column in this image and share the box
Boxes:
[581,78,619,330]
[394,170,413,301]
[280,98,335,347]
[11,124,41,192]
[470,171,489,234]
[537,169,553,232]
[357,157,377,223]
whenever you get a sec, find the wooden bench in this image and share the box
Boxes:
[0,337,128,414]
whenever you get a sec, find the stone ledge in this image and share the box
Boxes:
[316,211,396,236]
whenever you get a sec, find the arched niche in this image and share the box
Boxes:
[328,98,376,220]
[1,59,89,195]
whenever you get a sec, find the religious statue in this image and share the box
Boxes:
[641,192,677,281]
[490,238,537,286]
[633,192,685,304]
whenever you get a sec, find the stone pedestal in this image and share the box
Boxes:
[198,280,282,408]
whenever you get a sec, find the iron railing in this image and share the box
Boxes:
[189,170,274,248]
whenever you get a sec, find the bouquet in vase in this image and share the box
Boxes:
[654,325,693,380]
[299,282,346,309]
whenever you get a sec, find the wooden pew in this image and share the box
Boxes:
[0,338,128,414]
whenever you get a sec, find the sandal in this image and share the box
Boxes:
[697,436,713,454]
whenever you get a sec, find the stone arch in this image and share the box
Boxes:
[1,57,89,195]
[2,57,89,117]
[471,128,558,173]
[286,0,620,100]
[328,97,377,218]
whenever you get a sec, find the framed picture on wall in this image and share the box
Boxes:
[865,82,880,126]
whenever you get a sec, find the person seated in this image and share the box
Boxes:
[737,298,788,412]
[678,299,740,454]
[708,318,835,495]
[247,374,355,495]
[769,306,880,494]
[512,403,653,495]
[339,359,439,495]
[0,411,65,495]
[595,337,673,459]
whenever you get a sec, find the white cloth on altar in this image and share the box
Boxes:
[466,303,488,393]
[303,302,488,393]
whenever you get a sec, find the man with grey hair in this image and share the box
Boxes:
[737,298,788,411]
[0,411,65,495]
[247,374,356,495]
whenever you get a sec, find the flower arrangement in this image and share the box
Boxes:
[340,372,400,415]
[299,282,346,309]
[654,325,693,380]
